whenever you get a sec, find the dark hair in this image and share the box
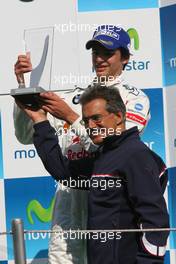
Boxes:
[118,47,130,70]
[80,85,126,121]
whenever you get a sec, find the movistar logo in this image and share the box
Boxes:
[170,56,176,68]
[127,28,139,50]
[126,28,150,71]
[27,197,55,224]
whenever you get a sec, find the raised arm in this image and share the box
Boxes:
[33,120,94,184]
[13,53,34,144]
[39,91,95,151]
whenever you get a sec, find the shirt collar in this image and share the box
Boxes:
[98,127,139,153]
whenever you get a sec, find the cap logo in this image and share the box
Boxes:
[99,39,113,46]
[94,29,120,41]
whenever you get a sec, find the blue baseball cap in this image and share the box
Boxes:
[86,25,131,51]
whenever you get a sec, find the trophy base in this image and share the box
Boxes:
[10,87,46,109]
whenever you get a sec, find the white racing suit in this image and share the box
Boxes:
[13,75,150,264]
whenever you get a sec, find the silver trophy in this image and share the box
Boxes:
[11,27,54,108]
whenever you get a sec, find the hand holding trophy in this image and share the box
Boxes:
[11,27,54,109]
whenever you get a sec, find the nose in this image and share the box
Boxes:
[93,53,104,63]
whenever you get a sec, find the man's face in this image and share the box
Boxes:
[92,44,129,80]
[82,98,122,145]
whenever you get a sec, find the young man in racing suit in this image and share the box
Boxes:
[14,25,150,264]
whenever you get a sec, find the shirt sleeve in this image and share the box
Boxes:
[71,116,96,151]
[33,120,94,186]
[124,86,150,133]
[13,103,34,144]
[124,150,169,262]
[13,103,57,145]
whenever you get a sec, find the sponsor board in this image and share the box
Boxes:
[0,113,4,179]
[141,88,165,161]
[0,96,50,179]
[0,180,7,261]
[4,177,55,260]
[168,167,176,249]
[0,0,78,94]
[164,251,171,264]
[160,4,176,86]
[163,85,176,167]
[78,0,158,12]
[1,90,84,179]
[159,0,176,8]
[169,249,176,264]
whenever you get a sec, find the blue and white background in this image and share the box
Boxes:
[0,0,176,263]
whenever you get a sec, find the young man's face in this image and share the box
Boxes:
[92,44,129,80]
[82,98,123,145]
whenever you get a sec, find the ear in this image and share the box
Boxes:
[115,112,124,125]
[121,58,129,65]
